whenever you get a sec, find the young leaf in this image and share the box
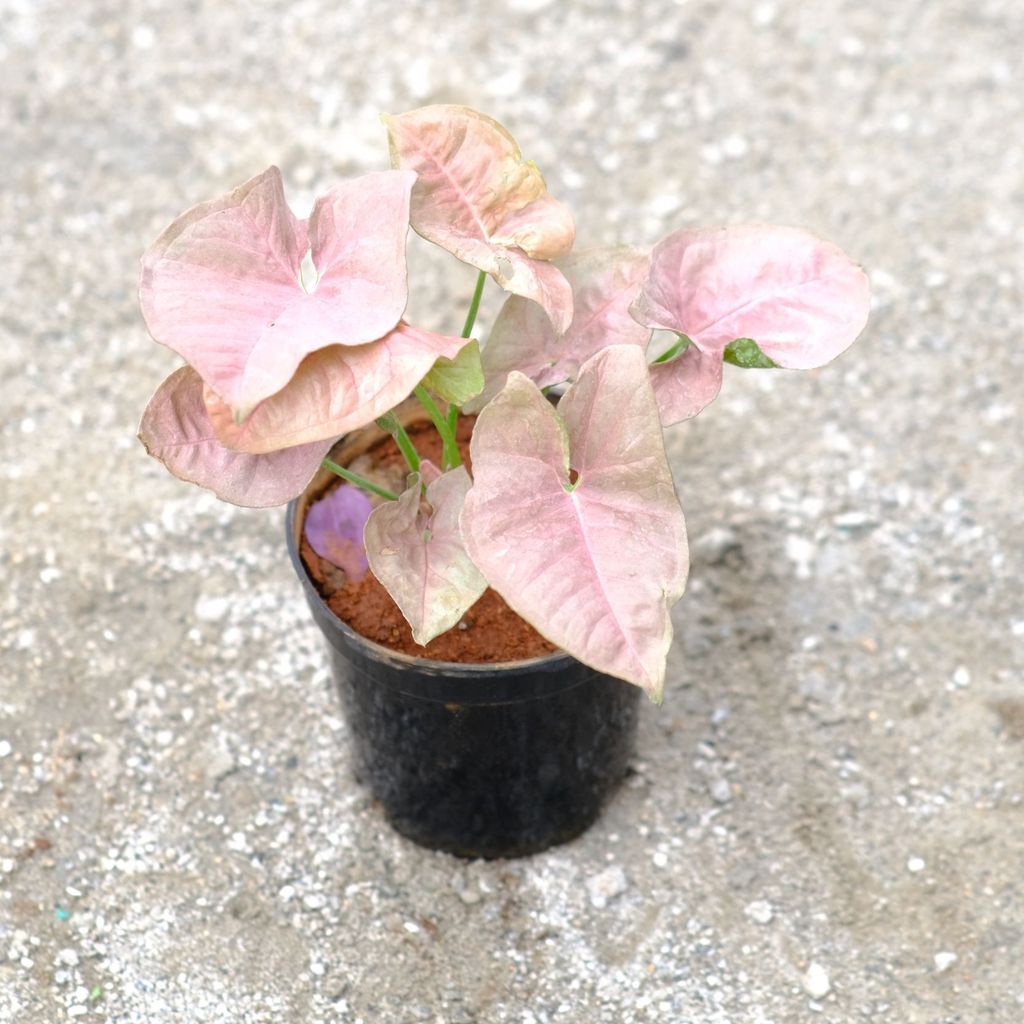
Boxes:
[466,246,652,412]
[205,323,466,454]
[723,337,779,368]
[460,346,689,698]
[383,105,575,333]
[365,467,487,646]
[631,225,870,422]
[138,367,332,507]
[304,484,373,580]
[421,339,484,406]
[140,167,415,419]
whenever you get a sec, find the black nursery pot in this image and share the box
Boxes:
[285,486,640,859]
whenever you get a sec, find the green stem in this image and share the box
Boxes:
[321,458,399,501]
[461,270,487,339]
[653,333,692,364]
[444,270,488,449]
[415,385,461,470]
[376,413,421,472]
[391,419,421,472]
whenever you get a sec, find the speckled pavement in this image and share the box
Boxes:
[2,1,1022,1021]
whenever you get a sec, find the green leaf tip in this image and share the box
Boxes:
[723,337,778,368]
[422,339,485,406]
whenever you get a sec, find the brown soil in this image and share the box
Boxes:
[299,416,559,663]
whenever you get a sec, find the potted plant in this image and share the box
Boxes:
[137,105,870,858]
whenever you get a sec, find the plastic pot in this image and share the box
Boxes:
[284,425,640,859]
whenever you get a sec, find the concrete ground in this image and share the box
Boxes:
[2,0,1022,1021]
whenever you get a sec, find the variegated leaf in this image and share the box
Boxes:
[468,246,651,412]
[205,323,466,454]
[631,224,870,423]
[460,346,688,697]
[140,167,415,418]
[138,367,332,507]
[365,467,487,646]
[383,105,575,332]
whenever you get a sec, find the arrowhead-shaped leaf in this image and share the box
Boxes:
[138,367,332,507]
[304,484,373,580]
[205,323,466,454]
[383,105,575,332]
[460,346,689,697]
[631,225,871,423]
[467,246,652,412]
[140,167,415,418]
[365,466,487,646]
[421,339,484,406]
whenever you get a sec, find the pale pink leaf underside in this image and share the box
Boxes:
[648,345,725,425]
[138,367,332,508]
[365,467,487,646]
[461,346,689,697]
[469,246,652,412]
[205,323,467,454]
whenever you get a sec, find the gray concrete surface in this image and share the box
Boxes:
[1,1,1022,1021]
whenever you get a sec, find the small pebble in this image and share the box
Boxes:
[722,134,749,159]
[907,856,926,873]
[195,595,229,623]
[934,951,957,973]
[709,778,732,804]
[0,740,11,758]
[744,900,773,924]
[833,510,876,530]
[586,865,628,908]
[802,962,831,999]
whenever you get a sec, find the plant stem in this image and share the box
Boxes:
[376,413,421,472]
[653,333,692,364]
[321,458,399,501]
[461,270,487,339]
[444,269,488,448]
[391,419,421,472]
[415,385,461,470]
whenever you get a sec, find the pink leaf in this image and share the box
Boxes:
[304,485,373,580]
[365,467,487,646]
[648,345,724,425]
[630,225,871,423]
[205,323,467,454]
[468,246,651,412]
[460,346,689,697]
[138,367,332,508]
[383,105,575,332]
[140,167,415,418]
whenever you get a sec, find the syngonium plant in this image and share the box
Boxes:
[138,105,870,701]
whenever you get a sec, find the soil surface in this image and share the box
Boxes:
[300,416,558,662]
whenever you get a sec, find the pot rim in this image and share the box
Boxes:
[284,498,575,678]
